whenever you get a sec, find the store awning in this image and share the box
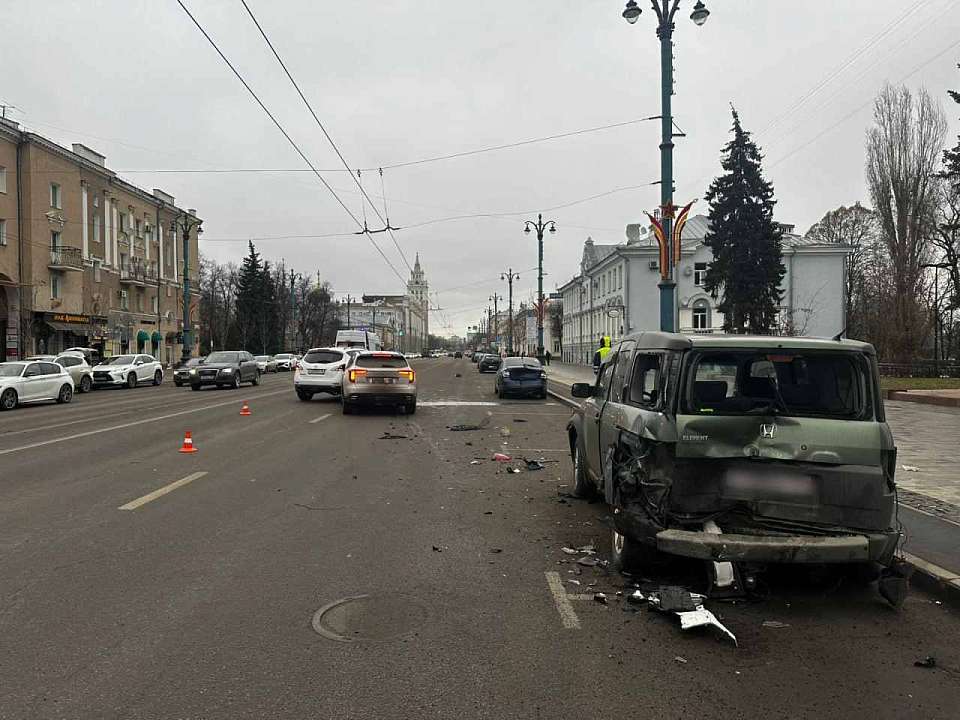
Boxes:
[136,330,150,343]
[151,331,162,343]
[46,321,95,336]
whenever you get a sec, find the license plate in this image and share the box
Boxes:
[308,369,325,375]
[371,377,396,384]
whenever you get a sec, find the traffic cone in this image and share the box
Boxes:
[240,401,251,417]
[179,430,198,454]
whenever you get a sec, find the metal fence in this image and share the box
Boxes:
[878,361,960,378]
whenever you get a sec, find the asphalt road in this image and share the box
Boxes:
[2,358,959,719]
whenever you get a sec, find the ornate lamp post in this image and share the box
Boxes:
[523,214,556,361]
[169,210,203,363]
[501,269,520,355]
[622,0,710,331]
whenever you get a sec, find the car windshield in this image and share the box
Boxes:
[303,350,343,364]
[0,363,25,377]
[684,350,871,419]
[206,352,239,363]
[105,355,135,365]
[356,354,407,368]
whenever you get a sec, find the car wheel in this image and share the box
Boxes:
[79,375,92,393]
[296,389,312,401]
[231,374,241,389]
[126,373,137,389]
[175,380,183,387]
[342,401,353,415]
[57,384,74,404]
[572,438,595,499]
[0,388,17,411]
[153,370,163,386]
[191,384,201,391]
[610,527,659,576]
[251,371,260,387]
[407,399,417,415]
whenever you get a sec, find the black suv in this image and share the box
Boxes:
[190,351,260,390]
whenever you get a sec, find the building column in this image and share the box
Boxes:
[111,201,119,267]
[158,225,164,279]
[103,193,111,266]
[80,182,89,259]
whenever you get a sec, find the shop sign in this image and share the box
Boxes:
[50,313,91,324]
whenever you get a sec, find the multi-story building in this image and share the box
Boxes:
[558,215,849,364]
[0,118,201,363]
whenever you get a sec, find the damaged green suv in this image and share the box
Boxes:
[567,332,900,582]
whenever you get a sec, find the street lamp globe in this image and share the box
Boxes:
[622,0,641,24]
[549,223,557,234]
[690,1,710,26]
[524,224,531,234]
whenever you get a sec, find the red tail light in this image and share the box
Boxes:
[399,369,415,382]
[348,368,367,383]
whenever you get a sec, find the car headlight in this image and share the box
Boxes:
[189,368,198,375]
[220,367,235,373]
[500,370,510,377]
[540,371,547,378]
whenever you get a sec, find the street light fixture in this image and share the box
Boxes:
[169,211,203,364]
[622,0,710,332]
[523,214,556,362]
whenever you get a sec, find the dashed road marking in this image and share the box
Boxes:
[545,571,581,629]
[418,401,499,407]
[309,413,333,424]
[119,471,209,510]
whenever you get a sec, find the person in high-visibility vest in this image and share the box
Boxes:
[592,335,611,373]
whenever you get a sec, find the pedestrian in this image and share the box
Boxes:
[593,335,611,374]
[544,350,552,366]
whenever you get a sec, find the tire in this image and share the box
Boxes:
[175,380,183,388]
[251,371,260,387]
[191,384,201,392]
[407,399,417,415]
[571,437,595,499]
[126,373,137,389]
[153,370,163,386]
[57,384,74,404]
[231,374,241,389]
[0,388,17,411]
[296,389,312,401]
[342,401,353,415]
[610,527,659,576]
[79,375,92,393]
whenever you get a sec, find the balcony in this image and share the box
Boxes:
[120,260,158,286]
[680,326,717,335]
[48,246,84,271]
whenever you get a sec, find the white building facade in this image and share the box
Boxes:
[558,215,849,364]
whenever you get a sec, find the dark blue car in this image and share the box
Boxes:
[495,357,547,399]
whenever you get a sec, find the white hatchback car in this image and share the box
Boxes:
[0,360,75,410]
[92,354,164,389]
[294,347,350,401]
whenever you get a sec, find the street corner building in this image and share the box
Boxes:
[557,215,851,364]
[0,116,201,364]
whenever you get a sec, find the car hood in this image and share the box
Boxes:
[196,362,236,370]
[94,363,133,371]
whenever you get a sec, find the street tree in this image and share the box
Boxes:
[865,84,947,363]
[235,242,267,352]
[935,66,960,315]
[703,108,785,334]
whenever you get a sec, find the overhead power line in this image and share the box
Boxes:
[175,0,405,283]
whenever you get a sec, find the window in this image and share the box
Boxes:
[136,290,144,312]
[93,260,101,283]
[50,272,60,299]
[601,275,606,295]
[0,166,6,193]
[50,183,61,209]
[692,302,710,330]
[51,230,61,250]
[120,290,128,310]
[694,262,707,287]
[57,356,80,367]
[609,342,635,403]
[135,219,142,237]
[0,219,6,246]
[41,362,62,375]
[93,195,99,208]
[618,266,623,290]
[629,353,662,407]
[151,295,158,313]
[93,214,101,245]
[594,358,613,401]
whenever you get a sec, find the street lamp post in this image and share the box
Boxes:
[524,213,556,362]
[169,210,203,364]
[489,293,503,354]
[501,269,520,356]
[622,0,710,332]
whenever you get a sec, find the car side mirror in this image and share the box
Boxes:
[571,382,594,399]
[338,364,346,371]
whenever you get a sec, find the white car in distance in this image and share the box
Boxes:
[0,360,75,410]
[54,353,94,393]
[92,354,164,389]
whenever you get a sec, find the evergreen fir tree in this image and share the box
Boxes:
[703,107,785,334]
[944,64,959,191]
[235,241,264,351]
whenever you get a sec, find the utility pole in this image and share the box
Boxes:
[170,210,203,364]
[501,269,519,355]
[489,293,502,353]
[523,214,556,362]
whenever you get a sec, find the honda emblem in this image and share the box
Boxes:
[760,423,777,439]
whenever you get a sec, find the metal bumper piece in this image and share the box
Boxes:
[656,528,879,564]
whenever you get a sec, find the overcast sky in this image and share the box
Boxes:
[4,0,959,335]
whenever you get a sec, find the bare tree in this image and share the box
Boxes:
[866,84,947,362]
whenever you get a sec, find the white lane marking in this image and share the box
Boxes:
[119,471,208,510]
[309,413,332,424]
[545,571,581,629]
[0,389,289,458]
[418,401,499,407]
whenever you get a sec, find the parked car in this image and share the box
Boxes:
[566,331,901,602]
[274,353,296,371]
[294,347,349,401]
[495,356,547,399]
[92,354,164,389]
[173,357,204,387]
[341,351,416,415]
[62,346,103,366]
[454,351,463,358]
[255,355,278,374]
[189,351,259,390]
[0,360,74,410]
[24,355,57,362]
[54,353,94,393]
[478,354,501,373]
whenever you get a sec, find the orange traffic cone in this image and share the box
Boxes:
[240,401,251,416]
[179,430,198,454]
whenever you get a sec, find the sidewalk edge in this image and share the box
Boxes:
[901,550,960,605]
[885,390,960,408]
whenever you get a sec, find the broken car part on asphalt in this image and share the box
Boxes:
[647,586,737,646]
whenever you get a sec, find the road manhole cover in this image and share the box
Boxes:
[311,594,429,643]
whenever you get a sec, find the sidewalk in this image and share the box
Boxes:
[887,388,960,408]
[546,361,960,593]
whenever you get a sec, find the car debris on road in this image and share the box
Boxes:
[647,586,738,646]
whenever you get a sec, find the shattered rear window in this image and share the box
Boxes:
[683,351,871,419]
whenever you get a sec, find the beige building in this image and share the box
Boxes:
[0,117,201,364]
